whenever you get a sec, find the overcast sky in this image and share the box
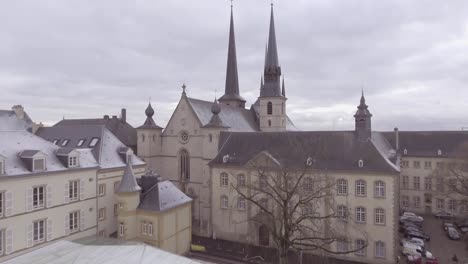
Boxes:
[1,0,468,131]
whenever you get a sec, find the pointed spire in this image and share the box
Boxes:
[219,3,246,107]
[117,157,141,193]
[261,4,282,97]
[265,4,279,68]
[282,76,285,97]
[358,89,368,109]
[138,102,162,129]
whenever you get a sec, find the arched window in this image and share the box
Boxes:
[179,149,190,181]
[337,179,348,195]
[355,180,366,196]
[304,177,313,193]
[375,208,385,225]
[220,195,228,209]
[267,102,272,115]
[375,241,385,258]
[259,225,269,246]
[374,181,385,198]
[220,172,228,187]
[237,174,246,187]
[356,207,366,223]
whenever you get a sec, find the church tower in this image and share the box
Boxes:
[354,91,372,141]
[218,4,246,108]
[259,4,287,132]
[137,102,163,170]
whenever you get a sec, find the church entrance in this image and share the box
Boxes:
[258,225,269,246]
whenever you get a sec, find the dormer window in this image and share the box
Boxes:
[403,148,408,155]
[437,149,442,156]
[61,139,70,147]
[33,158,46,172]
[89,137,99,147]
[52,139,59,145]
[358,159,364,168]
[68,156,79,167]
[77,139,85,147]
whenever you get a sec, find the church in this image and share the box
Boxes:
[136,4,401,264]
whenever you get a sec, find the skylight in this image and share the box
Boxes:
[77,139,85,147]
[52,139,59,145]
[61,139,69,147]
[89,138,100,147]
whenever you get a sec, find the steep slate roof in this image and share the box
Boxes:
[0,109,33,131]
[138,103,163,129]
[211,131,399,173]
[382,131,468,158]
[117,160,141,193]
[138,176,192,212]
[0,131,98,177]
[54,116,137,151]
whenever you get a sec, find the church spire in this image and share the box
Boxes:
[261,3,282,97]
[218,4,246,108]
[354,91,373,141]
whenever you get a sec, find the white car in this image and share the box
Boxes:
[402,244,433,259]
[401,237,424,248]
[400,214,424,223]
[402,212,417,217]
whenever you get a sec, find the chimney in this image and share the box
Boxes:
[32,122,44,134]
[121,108,127,123]
[12,105,24,120]
[112,115,117,120]
[103,115,109,120]
[394,127,399,151]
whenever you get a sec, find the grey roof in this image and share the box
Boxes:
[54,115,137,151]
[56,147,77,156]
[138,176,192,212]
[0,109,33,132]
[210,131,399,173]
[19,150,42,158]
[0,131,98,177]
[117,160,141,193]
[138,103,163,129]
[218,6,246,105]
[261,5,282,98]
[382,130,468,158]
[265,5,279,69]
[202,100,230,128]
[36,125,145,169]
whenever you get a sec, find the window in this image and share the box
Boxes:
[449,179,457,191]
[304,177,313,193]
[237,174,246,187]
[99,208,106,221]
[437,149,442,156]
[220,172,228,187]
[402,195,409,207]
[68,156,78,167]
[337,205,347,220]
[358,159,364,168]
[119,223,125,237]
[208,134,212,142]
[0,229,3,256]
[413,196,421,208]
[375,208,385,225]
[114,181,121,193]
[337,179,348,195]
[336,241,348,253]
[401,160,409,168]
[413,176,420,190]
[141,134,145,142]
[33,158,45,171]
[52,139,58,145]
[374,181,385,198]
[403,149,408,155]
[98,184,106,196]
[424,193,432,203]
[267,102,272,115]
[448,200,456,212]
[33,186,45,209]
[89,137,99,147]
[402,175,409,189]
[355,239,366,256]
[114,204,118,216]
[179,149,190,180]
[355,180,366,196]
[436,199,444,210]
[259,175,267,189]
[375,241,385,258]
[98,230,106,237]
[77,139,85,147]
[436,178,444,192]
[424,177,432,191]
[148,223,153,236]
[61,139,69,147]
[237,197,246,210]
[69,211,79,233]
[0,160,4,175]
[33,219,45,244]
[268,120,271,127]
[69,180,79,202]
[221,196,228,209]
[436,162,444,169]
[413,161,420,168]
[424,161,432,169]
[0,192,3,217]
[259,198,268,210]
[356,207,366,223]
[141,222,147,235]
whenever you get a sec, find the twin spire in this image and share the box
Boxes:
[219,3,284,108]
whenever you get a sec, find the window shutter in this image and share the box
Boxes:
[64,214,70,236]
[80,179,85,200]
[64,182,69,204]
[80,209,85,231]
[47,219,53,241]
[5,191,13,216]
[46,185,53,208]
[26,188,33,212]
[5,229,13,254]
[26,223,33,248]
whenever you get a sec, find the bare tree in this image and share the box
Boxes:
[231,151,368,264]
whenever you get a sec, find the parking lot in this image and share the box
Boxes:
[401,215,468,263]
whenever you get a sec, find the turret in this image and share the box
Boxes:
[202,99,230,159]
[136,102,163,170]
[354,91,372,141]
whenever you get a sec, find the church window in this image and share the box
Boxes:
[220,172,228,187]
[179,149,190,180]
[267,102,272,115]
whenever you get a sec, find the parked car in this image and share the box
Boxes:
[402,212,418,217]
[400,215,424,223]
[455,219,468,229]
[447,227,460,240]
[435,211,453,219]
[407,255,439,264]
[402,243,433,258]
[404,226,422,233]
[405,230,430,241]
[460,226,468,234]
[400,237,425,248]
[400,223,422,233]
[443,221,455,231]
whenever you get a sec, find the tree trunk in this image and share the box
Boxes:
[278,247,288,264]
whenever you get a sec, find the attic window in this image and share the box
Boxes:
[437,149,442,156]
[77,139,85,147]
[358,159,364,168]
[61,139,70,147]
[222,155,230,163]
[52,139,59,145]
[89,138,100,147]
[403,149,408,155]
[33,158,46,172]
[68,156,79,168]
[306,157,314,167]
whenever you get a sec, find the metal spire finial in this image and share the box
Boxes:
[230,0,233,8]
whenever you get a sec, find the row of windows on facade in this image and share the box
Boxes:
[336,179,386,198]
[337,205,387,225]
[400,160,446,169]
[401,195,468,212]
[336,240,386,259]
[401,149,443,157]
[117,221,154,238]
[0,155,80,175]
[50,137,99,148]
[401,175,461,192]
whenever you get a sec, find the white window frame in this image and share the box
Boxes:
[424,177,432,191]
[148,223,153,236]
[33,158,46,172]
[337,205,347,220]
[355,180,366,196]
[69,180,79,202]
[424,161,432,169]
[375,241,385,258]
[141,222,147,235]
[98,184,106,197]
[221,196,228,209]
[33,219,46,244]
[374,181,385,198]
[402,175,409,189]
[355,239,366,256]
[413,161,420,168]
[68,156,78,167]
[413,176,420,190]
[119,223,125,238]
[304,177,313,193]
[337,179,348,195]
[220,173,228,187]
[336,240,348,253]
[356,207,366,223]
[61,139,70,147]
[436,198,444,210]
[237,197,246,210]
[77,139,85,147]
[402,195,409,207]
[69,211,80,233]
[375,208,385,225]
[448,199,457,212]
[0,192,3,218]
[237,174,246,187]
[98,207,106,221]
[33,186,45,210]
[413,196,421,208]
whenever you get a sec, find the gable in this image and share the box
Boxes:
[162,96,203,136]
